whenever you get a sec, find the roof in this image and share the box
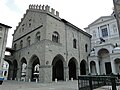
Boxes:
[0,23,12,28]
[61,19,92,38]
[84,15,115,30]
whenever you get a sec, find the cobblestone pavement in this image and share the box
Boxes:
[0,80,119,90]
[0,80,78,90]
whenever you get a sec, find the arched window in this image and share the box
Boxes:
[35,32,40,42]
[52,31,60,43]
[14,43,17,50]
[85,44,88,52]
[73,39,77,49]
[20,40,23,49]
[4,71,7,76]
[27,36,31,46]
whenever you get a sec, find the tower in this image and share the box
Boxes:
[113,0,120,37]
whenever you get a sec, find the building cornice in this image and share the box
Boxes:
[0,23,12,28]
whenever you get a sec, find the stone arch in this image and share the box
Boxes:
[90,61,97,75]
[80,60,87,75]
[98,48,109,57]
[20,57,27,81]
[28,55,40,81]
[52,54,65,81]
[98,48,111,75]
[114,58,120,74]
[13,60,18,80]
[3,60,11,80]
[68,57,78,80]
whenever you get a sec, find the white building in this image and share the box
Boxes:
[85,14,120,75]
[0,23,11,77]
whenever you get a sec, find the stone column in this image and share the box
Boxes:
[96,60,100,75]
[26,66,32,82]
[17,66,22,81]
[107,24,110,37]
[88,61,91,74]
[76,67,80,79]
[111,60,116,74]
[7,65,13,80]
[64,66,69,81]
[39,65,52,83]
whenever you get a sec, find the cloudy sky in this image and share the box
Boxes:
[0,0,113,47]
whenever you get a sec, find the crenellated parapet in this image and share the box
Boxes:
[14,4,60,34]
[29,4,59,17]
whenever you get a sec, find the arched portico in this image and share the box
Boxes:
[52,54,65,81]
[20,58,27,81]
[4,60,12,80]
[68,57,78,80]
[27,55,40,81]
[13,60,18,80]
[80,60,87,75]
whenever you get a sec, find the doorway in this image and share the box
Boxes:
[105,62,112,74]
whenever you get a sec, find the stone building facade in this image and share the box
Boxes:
[85,14,120,75]
[113,0,120,36]
[0,23,11,77]
[7,5,91,82]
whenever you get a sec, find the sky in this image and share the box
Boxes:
[0,0,113,48]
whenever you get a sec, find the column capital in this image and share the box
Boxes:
[40,65,52,68]
[64,66,69,69]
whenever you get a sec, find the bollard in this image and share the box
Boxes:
[18,78,20,81]
[55,78,57,83]
[24,78,25,82]
[10,78,12,80]
[71,77,73,81]
[29,78,31,82]
[66,78,68,82]
[15,78,16,81]
[36,78,38,83]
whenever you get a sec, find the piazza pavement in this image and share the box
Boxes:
[0,80,119,90]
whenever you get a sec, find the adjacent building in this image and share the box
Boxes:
[6,5,91,82]
[0,23,11,77]
[85,14,120,75]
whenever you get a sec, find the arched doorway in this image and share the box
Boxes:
[114,58,120,74]
[20,58,27,81]
[31,56,40,81]
[52,55,64,81]
[90,61,96,75]
[5,60,12,80]
[13,60,18,80]
[98,48,111,75]
[80,60,86,75]
[68,58,77,80]
[29,55,40,81]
